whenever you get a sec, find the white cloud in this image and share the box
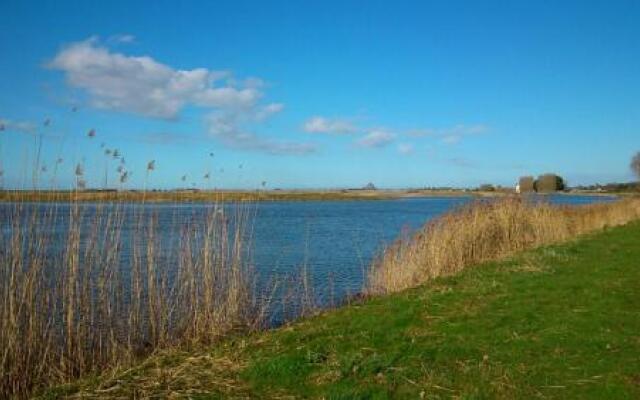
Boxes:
[49,37,314,155]
[48,37,260,119]
[206,111,316,155]
[0,118,37,133]
[397,143,414,155]
[108,34,136,44]
[407,124,488,144]
[356,130,395,148]
[441,135,461,145]
[255,103,284,121]
[303,116,358,134]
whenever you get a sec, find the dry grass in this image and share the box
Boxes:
[0,196,259,398]
[368,196,640,293]
[59,350,251,399]
[0,188,485,203]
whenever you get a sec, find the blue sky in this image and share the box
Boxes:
[0,0,639,189]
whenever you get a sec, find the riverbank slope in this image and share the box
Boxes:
[42,221,640,399]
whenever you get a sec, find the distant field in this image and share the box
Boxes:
[42,221,640,399]
[0,188,490,202]
[2,189,629,203]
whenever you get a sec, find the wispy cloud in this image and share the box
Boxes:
[397,143,414,155]
[255,103,284,121]
[0,118,37,134]
[303,116,358,134]
[356,129,395,148]
[447,157,476,168]
[408,124,488,145]
[108,34,136,44]
[441,135,462,145]
[206,111,316,155]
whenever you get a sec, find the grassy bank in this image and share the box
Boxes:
[369,197,640,293]
[42,221,640,399]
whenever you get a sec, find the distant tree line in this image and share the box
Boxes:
[570,151,640,193]
[475,184,514,193]
[573,182,640,193]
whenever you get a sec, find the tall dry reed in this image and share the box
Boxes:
[0,197,257,398]
[368,196,640,294]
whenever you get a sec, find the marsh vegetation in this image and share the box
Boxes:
[0,118,638,399]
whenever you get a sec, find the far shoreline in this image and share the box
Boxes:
[0,188,623,203]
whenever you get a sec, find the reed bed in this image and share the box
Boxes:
[0,113,327,399]
[368,196,640,294]
[0,197,259,398]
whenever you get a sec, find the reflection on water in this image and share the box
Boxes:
[0,194,615,320]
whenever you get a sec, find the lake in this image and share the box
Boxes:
[0,194,616,322]
[246,194,615,306]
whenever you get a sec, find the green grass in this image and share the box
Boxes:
[41,222,640,399]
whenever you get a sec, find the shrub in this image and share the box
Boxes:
[535,173,565,192]
[518,176,535,192]
[631,152,640,180]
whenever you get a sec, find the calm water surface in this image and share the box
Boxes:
[0,194,615,314]
[249,194,615,299]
